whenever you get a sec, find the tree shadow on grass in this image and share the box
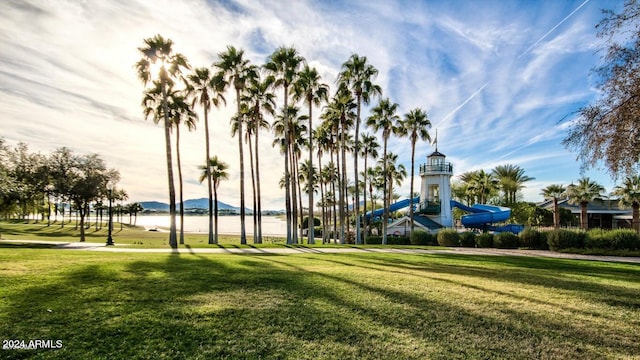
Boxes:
[1,252,639,359]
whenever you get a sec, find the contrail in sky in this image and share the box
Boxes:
[519,0,590,58]
[435,0,590,131]
[434,82,489,129]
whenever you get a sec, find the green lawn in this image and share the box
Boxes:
[1,249,638,359]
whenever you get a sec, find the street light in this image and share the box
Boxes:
[106,181,114,246]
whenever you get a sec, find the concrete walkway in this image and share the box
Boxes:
[1,239,639,264]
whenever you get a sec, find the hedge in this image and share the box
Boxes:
[437,229,460,247]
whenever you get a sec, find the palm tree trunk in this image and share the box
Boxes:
[409,140,416,235]
[382,136,388,245]
[581,202,588,230]
[248,130,258,243]
[632,202,639,234]
[340,119,347,245]
[214,183,219,243]
[354,95,362,245]
[308,103,315,244]
[255,120,263,244]
[204,107,215,244]
[283,88,292,245]
[553,197,560,229]
[236,88,247,245]
[176,125,185,245]
[290,133,299,244]
[162,82,178,248]
[363,156,368,244]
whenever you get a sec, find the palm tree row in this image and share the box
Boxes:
[136,35,436,246]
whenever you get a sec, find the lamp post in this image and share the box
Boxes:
[106,181,114,246]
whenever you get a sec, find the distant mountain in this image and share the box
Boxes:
[139,198,242,212]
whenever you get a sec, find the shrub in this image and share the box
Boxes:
[494,232,520,249]
[387,236,410,245]
[459,232,476,247]
[547,229,585,251]
[437,229,460,247]
[519,228,547,249]
[475,233,493,248]
[586,229,640,250]
[365,236,382,245]
[410,230,434,245]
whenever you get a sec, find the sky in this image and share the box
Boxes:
[0,0,625,210]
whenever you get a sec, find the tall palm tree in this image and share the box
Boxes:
[185,67,226,244]
[244,74,275,244]
[135,34,189,248]
[566,177,605,230]
[366,98,400,245]
[264,46,304,244]
[199,156,229,243]
[492,164,535,204]
[395,108,431,235]
[612,174,640,233]
[541,184,566,229]
[214,46,256,245]
[360,133,379,242]
[293,65,329,244]
[169,92,197,245]
[338,54,382,245]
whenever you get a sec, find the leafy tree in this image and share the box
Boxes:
[396,108,431,235]
[136,34,189,248]
[338,54,382,245]
[67,153,120,242]
[612,174,640,233]
[541,184,566,229]
[563,0,640,176]
[185,67,226,244]
[566,177,605,230]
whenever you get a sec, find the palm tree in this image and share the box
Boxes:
[135,34,189,248]
[273,106,308,243]
[492,164,535,204]
[468,170,499,204]
[380,153,407,230]
[366,98,400,245]
[395,108,431,235]
[338,54,382,245]
[293,65,329,244]
[360,133,379,242]
[128,203,144,226]
[566,177,605,230]
[214,46,256,245]
[541,184,566,229]
[185,67,226,244]
[324,86,356,244]
[244,74,275,244]
[264,46,304,244]
[199,156,229,243]
[612,175,640,233]
[169,92,197,245]
[142,84,196,244]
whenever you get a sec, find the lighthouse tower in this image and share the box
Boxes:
[418,147,453,228]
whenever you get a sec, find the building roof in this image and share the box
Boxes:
[428,150,446,158]
[538,198,631,215]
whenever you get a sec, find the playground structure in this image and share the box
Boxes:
[366,148,523,234]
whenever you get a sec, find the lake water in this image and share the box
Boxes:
[134,215,287,236]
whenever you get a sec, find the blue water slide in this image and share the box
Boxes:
[450,200,511,227]
[366,196,421,219]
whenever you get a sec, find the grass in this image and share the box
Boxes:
[0,219,287,247]
[0,249,639,359]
